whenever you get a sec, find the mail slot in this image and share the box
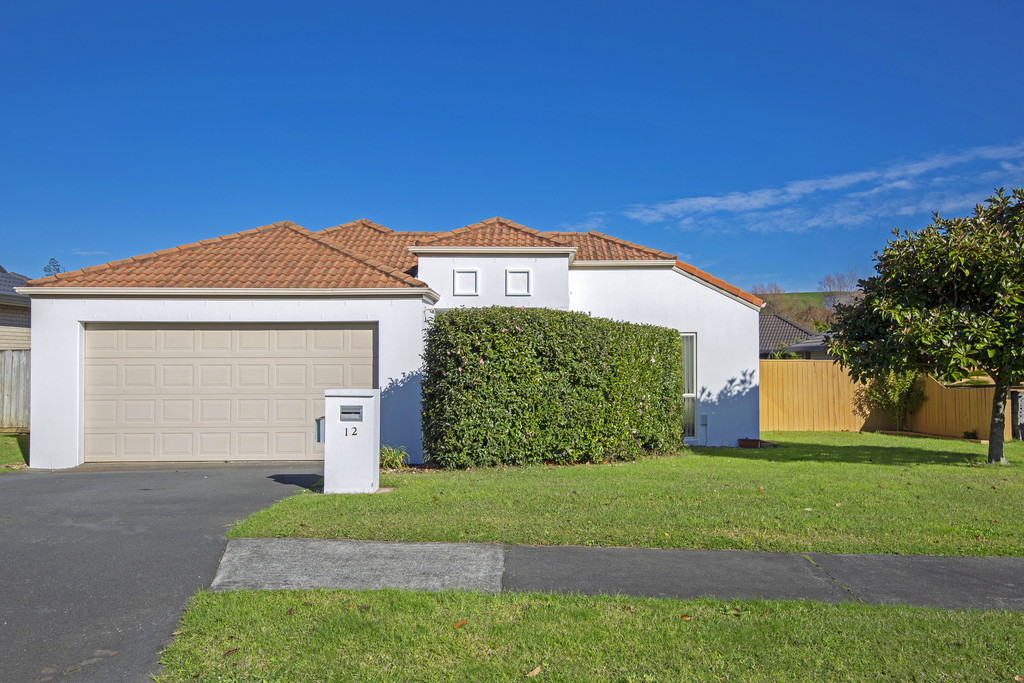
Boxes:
[339,405,363,422]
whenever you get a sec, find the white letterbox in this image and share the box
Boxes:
[323,388,380,494]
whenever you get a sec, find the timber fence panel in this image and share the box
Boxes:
[759,359,895,432]
[908,376,1010,441]
[0,349,30,432]
[760,359,1010,439]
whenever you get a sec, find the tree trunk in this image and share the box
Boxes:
[988,375,1009,464]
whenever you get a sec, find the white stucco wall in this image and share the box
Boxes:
[416,255,570,310]
[28,295,430,469]
[568,267,760,446]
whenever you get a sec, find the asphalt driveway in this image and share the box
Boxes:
[0,463,323,683]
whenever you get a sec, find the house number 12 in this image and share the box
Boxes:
[344,427,358,437]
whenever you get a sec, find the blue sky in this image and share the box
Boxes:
[3,0,1023,291]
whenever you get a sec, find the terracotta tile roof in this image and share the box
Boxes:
[674,260,764,308]
[22,216,761,307]
[417,217,567,248]
[25,222,427,290]
[317,220,444,272]
[548,231,674,261]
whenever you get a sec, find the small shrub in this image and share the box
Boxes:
[853,369,926,431]
[379,445,409,469]
[963,430,979,440]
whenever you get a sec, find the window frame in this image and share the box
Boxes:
[680,332,697,442]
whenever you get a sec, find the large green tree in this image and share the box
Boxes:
[828,188,1024,464]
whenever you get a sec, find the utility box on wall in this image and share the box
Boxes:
[323,388,380,494]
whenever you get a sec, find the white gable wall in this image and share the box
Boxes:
[416,255,570,309]
[568,267,760,446]
[28,295,429,469]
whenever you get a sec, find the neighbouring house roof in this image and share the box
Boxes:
[21,217,762,307]
[786,331,830,355]
[760,314,816,355]
[25,222,428,290]
[0,266,30,306]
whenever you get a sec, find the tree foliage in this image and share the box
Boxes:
[42,257,63,278]
[852,369,926,432]
[829,188,1024,463]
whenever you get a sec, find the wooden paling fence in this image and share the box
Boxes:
[759,359,1011,440]
[0,350,30,433]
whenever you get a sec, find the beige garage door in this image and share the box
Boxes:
[84,323,376,462]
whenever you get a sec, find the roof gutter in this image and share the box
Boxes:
[0,292,29,307]
[408,246,577,265]
[571,260,676,268]
[17,287,442,305]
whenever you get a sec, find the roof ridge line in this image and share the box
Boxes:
[301,231,428,288]
[319,219,394,235]
[417,217,565,247]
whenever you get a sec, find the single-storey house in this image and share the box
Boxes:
[21,218,763,468]
[0,266,31,350]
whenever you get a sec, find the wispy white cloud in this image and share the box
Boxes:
[623,141,1024,234]
[72,249,111,256]
[556,211,610,232]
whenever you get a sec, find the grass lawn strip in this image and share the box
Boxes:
[229,432,1024,557]
[156,589,1024,682]
[0,434,28,471]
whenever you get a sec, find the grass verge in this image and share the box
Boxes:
[228,431,1024,556]
[0,434,29,471]
[156,589,1024,682]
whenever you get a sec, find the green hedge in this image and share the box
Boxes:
[421,306,686,468]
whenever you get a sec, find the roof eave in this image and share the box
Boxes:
[17,286,441,305]
[571,260,677,268]
[670,266,763,311]
[408,246,577,265]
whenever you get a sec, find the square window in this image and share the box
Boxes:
[453,269,479,296]
[505,269,532,296]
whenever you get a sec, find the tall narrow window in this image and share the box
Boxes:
[680,333,696,439]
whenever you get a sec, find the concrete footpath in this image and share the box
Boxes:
[213,538,1024,611]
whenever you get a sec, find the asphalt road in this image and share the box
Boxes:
[0,463,323,683]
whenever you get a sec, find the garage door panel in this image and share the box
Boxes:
[124,365,157,388]
[162,365,195,388]
[237,364,270,387]
[199,432,231,456]
[84,323,374,462]
[161,400,194,422]
[198,399,232,423]
[350,363,375,388]
[200,365,232,388]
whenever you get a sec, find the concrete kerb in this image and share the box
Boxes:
[211,539,1024,611]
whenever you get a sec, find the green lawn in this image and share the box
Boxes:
[157,589,1024,682]
[228,431,1024,557]
[0,434,29,471]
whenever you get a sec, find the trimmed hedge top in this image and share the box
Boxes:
[421,306,686,468]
